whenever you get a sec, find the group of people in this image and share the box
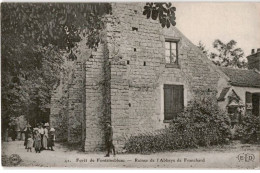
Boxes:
[24,122,55,153]
[22,121,114,156]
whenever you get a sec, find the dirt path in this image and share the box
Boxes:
[2,141,260,168]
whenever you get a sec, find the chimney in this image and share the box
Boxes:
[247,48,260,71]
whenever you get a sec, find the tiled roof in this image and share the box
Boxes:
[217,87,230,101]
[220,67,260,88]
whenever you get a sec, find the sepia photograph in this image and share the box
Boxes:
[1,1,260,169]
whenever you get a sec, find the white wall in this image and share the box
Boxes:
[218,85,260,112]
[232,86,260,104]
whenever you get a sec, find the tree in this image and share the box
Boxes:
[143,3,176,28]
[197,41,209,57]
[1,3,112,128]
[210,39,247,68]
[1,3,177,129]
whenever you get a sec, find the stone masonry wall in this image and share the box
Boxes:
[84,44,107,152]
[106,6,130,149]
[51,3,222,151]
[67,61,85,143]
[50,59,85,143]
[50,37,90,144]
[50,61,70,142]
[107,3,221,150]
[50,34,107,150]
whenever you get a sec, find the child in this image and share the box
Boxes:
[26,134,33,152]
[24,124,32,149]
[34,129,42,153]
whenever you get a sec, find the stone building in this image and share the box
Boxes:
[50,3,224,152]
[217,49,260,118]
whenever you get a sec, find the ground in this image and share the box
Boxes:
[1,140,260,168]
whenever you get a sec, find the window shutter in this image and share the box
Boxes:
[252,94,260,116]
[246,92,252,103]
[173,85,184,118]
[164,85,173,120]
[164,85,184,121]
[245,92,252,112]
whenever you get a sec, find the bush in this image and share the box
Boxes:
[124,93,231,153]
[234,113,260,143]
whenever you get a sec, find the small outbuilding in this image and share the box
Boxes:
[217,49,260,119]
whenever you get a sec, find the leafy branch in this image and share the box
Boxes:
[143,2,176,28]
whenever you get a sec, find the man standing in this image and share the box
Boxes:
[105,121,115,157]
[38,123,44,150]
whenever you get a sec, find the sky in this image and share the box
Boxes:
[173,2,260,57]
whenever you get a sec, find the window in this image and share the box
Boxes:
[165,39,179,66]
[164,84,184,121]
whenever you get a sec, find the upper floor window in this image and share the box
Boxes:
[165,39,179,66]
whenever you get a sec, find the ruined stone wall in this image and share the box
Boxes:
[67,61,85,143]
[84,44,107,152]
[50,38,90,144]
[107,3,221,150]
[51,2,222,151]
[84,9,129,151]
[50,62,70,142]
[50,60,85,143]
[50,33,108,150]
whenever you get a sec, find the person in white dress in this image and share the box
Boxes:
[42,123,49,150]
[38,123,44,150]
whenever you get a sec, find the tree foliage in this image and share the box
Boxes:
[143,2,176,28]
[2,3,111,50]
[1,3,111,127]
[210,39,247,68]
[1,3,177,129]
[197,40,247,69]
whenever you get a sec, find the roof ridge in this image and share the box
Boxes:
[219,66,260,88]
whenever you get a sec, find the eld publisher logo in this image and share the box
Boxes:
[236,153,255,162]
